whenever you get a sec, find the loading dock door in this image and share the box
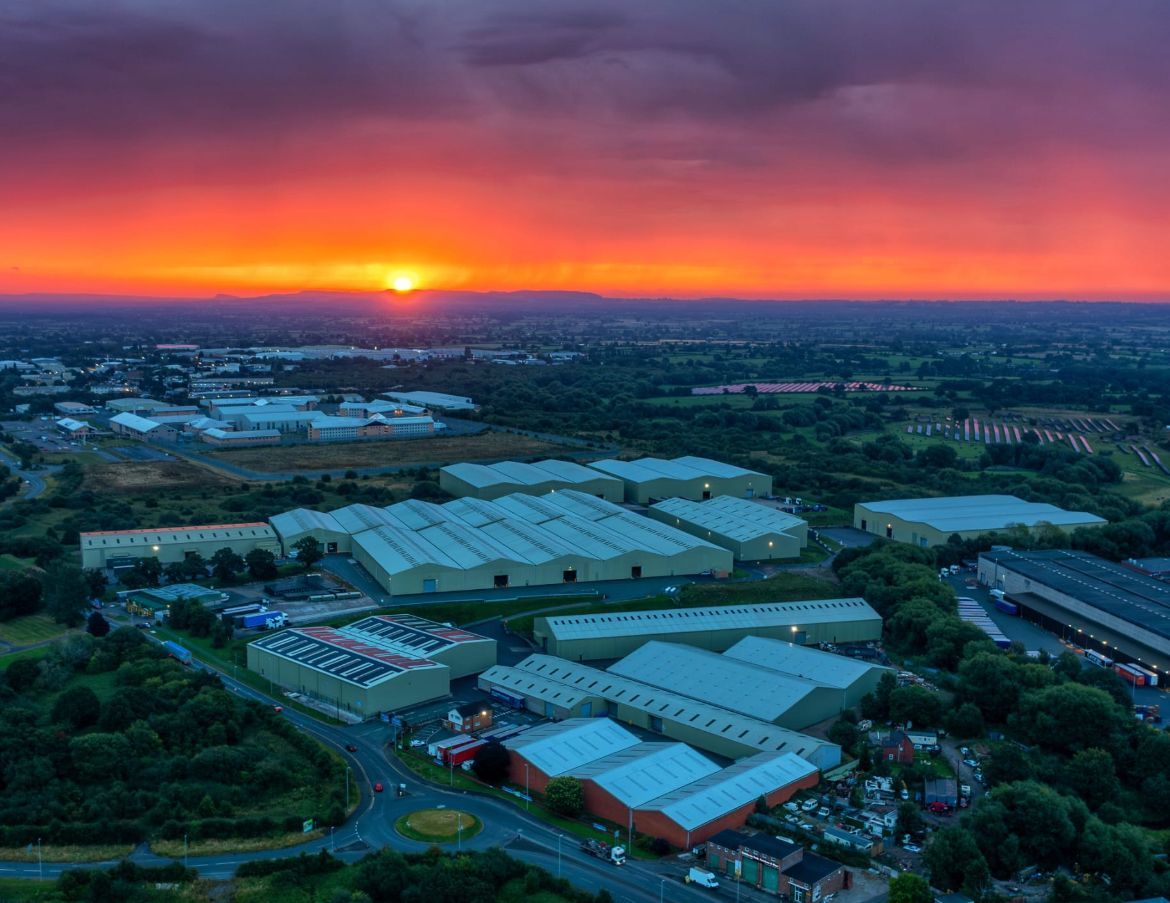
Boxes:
[493,574,509,588]
[563,569,577,583]
[423,578,437,593]
[762,864,780,893]
[742,857,759,885]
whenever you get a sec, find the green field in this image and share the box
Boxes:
[0,613,72,646]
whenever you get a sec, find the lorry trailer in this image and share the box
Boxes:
[580,839,626,865]
[162,641,193,666]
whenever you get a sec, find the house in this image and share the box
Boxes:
[445,702,492,734]
[879,731,915,764]
[905,729,938,748]
[704,830,848,902]
[822,826,874,854]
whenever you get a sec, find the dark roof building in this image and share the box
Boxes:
[705,829,848,899]
[979,549,1170,673]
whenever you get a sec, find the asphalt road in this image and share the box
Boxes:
[0,447,54,500]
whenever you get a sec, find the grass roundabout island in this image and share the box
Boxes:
[395,808,482,844]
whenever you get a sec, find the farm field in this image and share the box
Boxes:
[202,430,577,472]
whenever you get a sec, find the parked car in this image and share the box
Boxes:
[960,747,971,756]
[817,807,830,819]
[903,843,923,854]
[784,802,799,812]
[272,705,283,714]
[801,799,819,812]
[963,758,979,767]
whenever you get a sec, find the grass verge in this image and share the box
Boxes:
[395,809,481,844]
[0,613,71,646]
[151,830,324,858]
[0,844,134,863]
[0,645,52,669]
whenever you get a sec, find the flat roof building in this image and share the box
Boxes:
[979,549,1170,673]
[533,598,882,661]
[440,459,624,502]
[648,496,807,560]
[854,494,1106,547]
[478,654,841,768]
[382,390,475,411]
[607,642,844,730]
[247,616,495,718]
[587,456,772,504]
[81,522,280,569]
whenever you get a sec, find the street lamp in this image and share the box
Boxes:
[659,876,666,903]
[558,834,564,877]
[524,763,530,811]
[184,833,188,868]
[457,812,462,852]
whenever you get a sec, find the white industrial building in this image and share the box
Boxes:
[109,412,180,440]
[648,496,807,560]
[382,390,476,411]
[267,490,731,597]
[440,459,624,502]
[532,598,883,660]
[607,641,845,730]
[722,637,889,708]
[586,456,772,504]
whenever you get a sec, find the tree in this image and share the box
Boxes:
[470,741,510,785]
[888,685,942,729]
[827,718,860,752]
[544,776,584,818]
[956,652,1024,723]
[41,561,88,627]
[83,568,108,600]
[132,557,162,587]
[895,801,924,839]
[925,826,989,895]
[888,873,931,903]
[1063,748,1119,808]
[86,610,110,637]
[4,657,40,692]
[945,702,985,739]
[1012,683,1127,755]
[52,685,101,730]
[0,570,44,621]
[211,548,246,582]
[246,548,279,580]
[292,537,324,570]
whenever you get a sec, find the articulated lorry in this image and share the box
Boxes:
[580,839,626,865]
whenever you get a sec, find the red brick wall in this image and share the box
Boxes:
[507,753,551,795]
[764,770,820,807]
[581,781,630,828]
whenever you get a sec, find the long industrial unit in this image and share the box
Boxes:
[439,459,624,502]
[532,598,882,660]
[648,495,807,560]
[586,456,772,504]
[81,523,281,569]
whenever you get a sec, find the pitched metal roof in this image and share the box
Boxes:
[249,626,446,688]
[858,494,1106,532]
[722,636,889,689]
[651,496,806,542]
[570,742,720,808]
[504,717,640,776]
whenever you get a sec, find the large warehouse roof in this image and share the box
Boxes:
[343,614,491,657]
[511,656,837,763]
[723,637,888,689]
[538,599,879,644]
[270,508,345,537]
[982,549,1170,643]
[571,742,721,808]
[608,642,820,722]
[504,718,640,776]
[859,495,1106,532]
[651,496,805,541]
[249,626,446,688]
[641,751,818,830]
[81,522,276,551]
[442,459,620,490]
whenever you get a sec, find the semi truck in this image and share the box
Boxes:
[580,839,626,865]
[162,641,193,666]
[239,610,285,629]
[1115,663,1147,686]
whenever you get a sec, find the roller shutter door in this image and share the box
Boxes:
[742,858,759,885]
[762,864,780,893]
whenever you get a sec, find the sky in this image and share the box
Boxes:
[1,0,1169,300]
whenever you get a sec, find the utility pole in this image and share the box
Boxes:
[558,834,564,877]
[330,826,334,853]
[659,876,666,902]
[457,813,462,852]
[37,838,42,880]
[183,833,188,868]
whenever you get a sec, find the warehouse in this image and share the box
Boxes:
[478,655,841,768]
[647,496,807,560]
[502,719,820,847]
[853,494,1106,547]
[532,598,883,661]
[109,412,179,441]
[81,522,281,569]
[979,549,1170,673]
[382,390,476,411]
[634,751,819,848]
[338,400,427,417]
[55,417,94,438]
[722,637,890,708]
[587,456,772,504]
[269,508,350,554]
[607,642,845,730]
[247,616,495,716]
[439,459,624,502]
[199,428,281,447]
[334,490,731,597]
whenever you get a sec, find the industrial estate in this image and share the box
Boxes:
[3,310,1170,903]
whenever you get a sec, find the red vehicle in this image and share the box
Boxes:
[272,705,283,714]
[927,801,952,815]
[374,782,384,793]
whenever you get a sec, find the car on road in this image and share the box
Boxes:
[410,739,426,748]
[345,744,358,752]
[272,705,283,714]
[373,782,384,793]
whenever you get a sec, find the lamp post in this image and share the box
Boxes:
[183,833,188,868]
[37,838,42,880]
[330,825,334,853]
[524,763,530,811]
[659,876,666,903]
[558,834,564,878]
[457,812,463,852]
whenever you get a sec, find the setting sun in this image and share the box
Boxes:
[391,274,415,293]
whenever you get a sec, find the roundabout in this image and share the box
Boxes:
[394,808,482,845]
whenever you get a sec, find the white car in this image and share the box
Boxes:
[801,799,819,812]
[410,739,426,748]
[816,807,830,819]
[903,843,923,854]
[784,802,799,813]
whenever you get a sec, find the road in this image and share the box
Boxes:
[0,446,56,500]
[0,653,733,903]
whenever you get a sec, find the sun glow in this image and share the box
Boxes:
[391,274,416,293]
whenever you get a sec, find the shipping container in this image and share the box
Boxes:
[1114,663,1147,686]
[1085,650,1115,668]
[447,739,487,766]
[239,610,284,629]
[993,597,1019,616]
[1127,663,1159,687]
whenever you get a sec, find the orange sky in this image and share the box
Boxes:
[2,1,1169,300]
